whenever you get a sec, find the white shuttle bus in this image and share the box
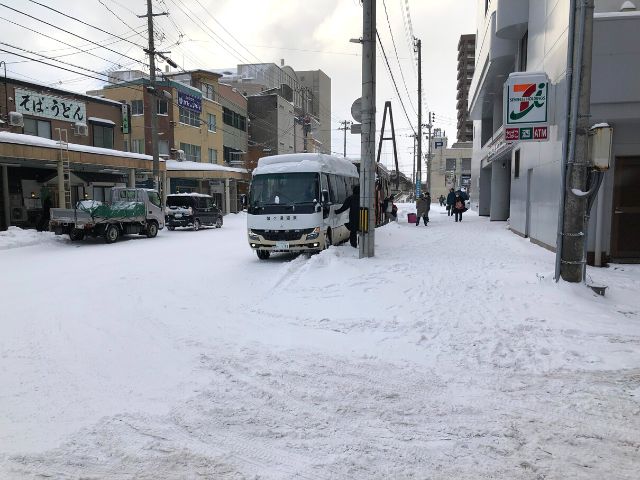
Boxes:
[247,153,359,259]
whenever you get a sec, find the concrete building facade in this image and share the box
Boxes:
[95,70,248,213]
[216,83,248,167]
[457,34,476,142]
[469,0,640,263]
[430,138,473,200]
[296,69,332,154]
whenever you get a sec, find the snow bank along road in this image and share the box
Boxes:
[1,205,640,479]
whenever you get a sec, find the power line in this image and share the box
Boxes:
[0,2,145,67]
[0,15,143,68]
[27,0,146,50]
[381,0,416,115]
[376,29,416,136]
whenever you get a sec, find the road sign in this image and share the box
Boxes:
[351,97,362,123]
[350,123,362,135]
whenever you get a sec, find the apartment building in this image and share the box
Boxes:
[456,34,476,142]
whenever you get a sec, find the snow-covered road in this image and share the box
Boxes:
[1,205,640,479]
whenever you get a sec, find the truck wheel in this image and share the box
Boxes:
[146,221,159,238]
[257,250,270,260]
[193,219,201,231]
[104,225,120,244]
[69,229,85,241]
[167,225,175,231]
[215,217,223,228]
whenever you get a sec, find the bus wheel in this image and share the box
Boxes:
[323,229,332,250]
[257,250,270,260]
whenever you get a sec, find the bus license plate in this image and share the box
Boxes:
[174,213,182,218]
[275,241,289,249]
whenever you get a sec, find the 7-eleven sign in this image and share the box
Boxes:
[504,73,549,126]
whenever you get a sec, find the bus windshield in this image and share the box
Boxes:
[250,173,319,206]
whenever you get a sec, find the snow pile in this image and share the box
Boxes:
[0,226,63,250]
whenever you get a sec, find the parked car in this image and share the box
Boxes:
[165,193,223,231]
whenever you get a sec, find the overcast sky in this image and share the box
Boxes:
[0,0,476,175]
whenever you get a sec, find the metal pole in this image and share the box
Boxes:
[146,0,160,191]
[555,0,578,281]
[343,120,347,157]
[359,0,376,258]
[0,61,8,119]
[427,112,433,192]
[560,0,595,283]
[412,134,416,187]
[415,38,422,196]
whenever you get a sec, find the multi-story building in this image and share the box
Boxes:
[456,34,475,142]
[218,62,331,157]
[430,135,473,200]
[469,0,640,263]
[0,77,160,230]
[94,70,248,213]
[295,69,332,154]
[217,83,248,167]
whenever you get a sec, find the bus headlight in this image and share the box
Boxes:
[306,226,321,240]
[248,229,260,240]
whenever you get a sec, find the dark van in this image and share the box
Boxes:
[165,193,223,231]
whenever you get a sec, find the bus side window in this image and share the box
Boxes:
[327,175,336,203]
[337,176,347,203]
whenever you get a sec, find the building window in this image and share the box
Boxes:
[201,82,215,101]
[224,146,243,163]
[23,118,51,139]
[157,99,168,115]
[159,140,169,157]
[93,124,114,149]
[223,107,233,126]
[519,31,528,71]
[180,142,201,162]
[446,158,457,171]
[222,107,246,131]
[131,99,143,115]
[132,139,145,154]
[207,113,217,132]
[514,149,521,178]
[208,148,218,163]
[179,107,200,127]
[462,158,471,172]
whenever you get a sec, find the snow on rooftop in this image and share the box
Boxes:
[0,131,154,161]
[255,153,359,177]
[165,160,247,173]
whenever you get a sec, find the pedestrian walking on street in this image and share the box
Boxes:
[438,194,445,207]
[453,192,467,222]
[383,194,397,223]
[446,188,456,217]
[335,185,360,248]
[415,192,430,226]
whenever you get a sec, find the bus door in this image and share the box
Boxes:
[321,173,337,232]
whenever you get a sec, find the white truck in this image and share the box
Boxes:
[49,187,165,244]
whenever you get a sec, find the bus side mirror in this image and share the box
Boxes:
[321,189,330,204]
[241,194,247,207]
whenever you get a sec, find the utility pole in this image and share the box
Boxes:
[426,111,433,192]
[359,0,376,258]
[302,87,308,153]
[338,120,351,157]
[411,133,417,187]
[139,1,174,192]
[560,0,595,282]
[415,37,422,197]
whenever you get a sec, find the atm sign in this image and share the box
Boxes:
[505,126,548,143]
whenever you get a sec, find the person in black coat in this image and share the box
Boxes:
[335,185,360,248]
[452,192,467,222]
[446,188,456,217]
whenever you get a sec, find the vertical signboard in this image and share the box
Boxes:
[121,103,130,134]
[503,73,550,143]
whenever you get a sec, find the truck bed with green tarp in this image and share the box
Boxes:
[77,201,146,221]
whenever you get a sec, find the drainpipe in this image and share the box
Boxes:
[594,178,604,266]
[224,178,231,215]
[554,0,579,282]
[2,165,10,229]
[128,168,136,188]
